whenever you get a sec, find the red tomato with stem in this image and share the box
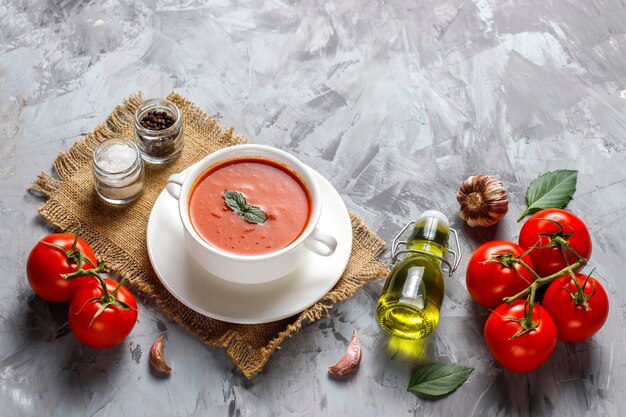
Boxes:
[542,273,609,342]
[68,278,138,348]
[519,209,591,277]
[466,241,537,309]
[26,233,97,302]
[484,300,557,372]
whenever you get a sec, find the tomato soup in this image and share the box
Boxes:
[188,157,312,255]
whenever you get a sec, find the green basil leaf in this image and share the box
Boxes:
[223,190,267,224]
[407,363,473,397]
[240,206,267,224]
[223,190,247,212]
[517,170,578,222]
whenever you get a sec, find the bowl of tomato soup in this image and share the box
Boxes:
[165,144,337,284]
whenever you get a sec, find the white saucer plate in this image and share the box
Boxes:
[146,167,352,324]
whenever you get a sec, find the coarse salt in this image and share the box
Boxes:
[97,143,137,173]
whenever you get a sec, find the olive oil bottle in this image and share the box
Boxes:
[377,210,456,340]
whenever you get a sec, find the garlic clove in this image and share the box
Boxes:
[457,175,509,227]
[150,335,172,376]
[328,330,361,376]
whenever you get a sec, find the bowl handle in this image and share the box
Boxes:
[166,173,187,200]
[305,228,337,257]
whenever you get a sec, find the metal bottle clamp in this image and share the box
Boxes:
[390,221,462,277]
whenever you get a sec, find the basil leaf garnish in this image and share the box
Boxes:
[407,363,473,397]
[223,190,267,224]
[517,170,578,221]
[240,207,267,224]
[223,190,247,212]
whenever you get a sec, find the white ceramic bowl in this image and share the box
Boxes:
[165,144,337,284]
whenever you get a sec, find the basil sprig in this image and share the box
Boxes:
[407,362,473,397]
[517,169,578,221]
[223,190,267,224]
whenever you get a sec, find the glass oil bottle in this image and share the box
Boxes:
[376,210,461,340]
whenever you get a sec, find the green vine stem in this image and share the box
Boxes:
[502,247,587,304]
[565,270,596,311]
[523,285,537,326]
[61,254,109,280]
[556,236,586,263]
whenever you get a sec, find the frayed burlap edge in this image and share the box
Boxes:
[30,91,390,378]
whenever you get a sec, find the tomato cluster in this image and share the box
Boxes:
[466,209,609,372]
[26,232,138,348]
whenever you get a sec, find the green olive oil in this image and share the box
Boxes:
[377,211,450,340]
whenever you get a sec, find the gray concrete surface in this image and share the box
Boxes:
[2,0,626,415]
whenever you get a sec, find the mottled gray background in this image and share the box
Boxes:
[2,0,626,416]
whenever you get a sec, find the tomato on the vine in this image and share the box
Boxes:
[484,300,557,372]
[518,209,591,277]
[68,278,138,348]
[26,233,97,302]
[466,241,536,309]
[542,273,609,342]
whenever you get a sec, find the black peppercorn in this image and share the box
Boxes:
[140,110,177,130]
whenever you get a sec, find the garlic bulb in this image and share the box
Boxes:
[457,175,508,227]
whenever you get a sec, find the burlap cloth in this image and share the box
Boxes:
[30,92,390,378]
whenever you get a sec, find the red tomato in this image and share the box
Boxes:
[542,273,609,342]
[484,300,557,372]
[26,234,97,302]
[518,209,591,277]
[466,241,536,309]
[68,278,138,348]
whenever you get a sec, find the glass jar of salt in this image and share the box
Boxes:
[92,138,145,204]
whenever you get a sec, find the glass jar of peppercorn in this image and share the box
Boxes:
[134,98,184,164]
